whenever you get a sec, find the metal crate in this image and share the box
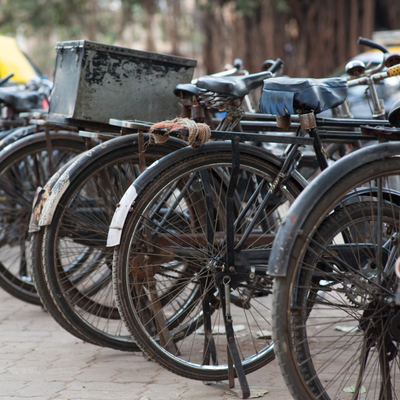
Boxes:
[47,40,197,129]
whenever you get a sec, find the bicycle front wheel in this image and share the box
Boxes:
[273,157,400,400]
[113,145,304,381]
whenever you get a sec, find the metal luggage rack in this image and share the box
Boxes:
[109,116,399,147]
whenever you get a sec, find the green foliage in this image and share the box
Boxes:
[0,0,140,38]
[275,0,290,13]
[0,0,85,34]
[233,0,265,16]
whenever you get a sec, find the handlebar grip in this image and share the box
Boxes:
[358,36,389,54]
[387,64,400,77]
[267,58,284,74]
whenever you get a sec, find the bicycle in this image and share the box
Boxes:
[269,97,400,400]
[108,52,400,396]
[25,58,282,351]
[28,60,281,350]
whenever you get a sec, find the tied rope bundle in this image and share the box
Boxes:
[149,118,211,148]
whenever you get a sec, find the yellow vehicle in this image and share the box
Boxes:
[0,35,39,84]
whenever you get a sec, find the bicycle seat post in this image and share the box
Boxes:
[276,114,291,130]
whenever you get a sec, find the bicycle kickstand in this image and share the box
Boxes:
[220,277,250,399]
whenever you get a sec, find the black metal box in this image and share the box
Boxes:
[47,40,197,128]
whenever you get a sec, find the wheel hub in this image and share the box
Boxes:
[359,299,400,360]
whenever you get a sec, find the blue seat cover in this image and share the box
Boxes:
[259,77,348,115]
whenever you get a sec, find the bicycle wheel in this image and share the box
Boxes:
[272,156,400,400]
[0,132,85,305]
[41,136,186,351]
[113,144,304,381]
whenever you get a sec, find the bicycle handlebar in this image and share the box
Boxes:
[387,63,400,77]
[267,58,284,75]
[358,36,389,54]
[348,62,400,87]
[0,73,14,87]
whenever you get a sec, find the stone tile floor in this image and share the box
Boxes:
[0,289,293,400]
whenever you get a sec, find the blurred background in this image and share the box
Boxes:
[1,0,400,79]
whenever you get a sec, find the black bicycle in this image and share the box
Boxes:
[108,49,400,396]
[269,97,400,400]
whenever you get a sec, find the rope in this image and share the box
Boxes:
[149,118,211,149]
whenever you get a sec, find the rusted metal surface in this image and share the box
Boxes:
[29,186,48,233]
[360,124,400,142]
[48,40,197,127]
[298,112,317,130]
[276,114,291,130]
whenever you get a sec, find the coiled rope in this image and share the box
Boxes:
[149,118,211,148]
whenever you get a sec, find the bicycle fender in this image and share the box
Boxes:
[0,124,38,151]
[37,135,187,228]
[269,141,400,277]
[107,141,307,247]
[0,130,84,161]
[29,153,85,233]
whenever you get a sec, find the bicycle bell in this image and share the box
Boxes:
[345,60,366,76]
[385,53,400,68]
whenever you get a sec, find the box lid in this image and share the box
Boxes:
[54,40,197,68]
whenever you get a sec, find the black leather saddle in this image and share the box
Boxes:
[195,71,274,98]
[174,83,206,97]
[259,77,348,115]
[0,89,41,111]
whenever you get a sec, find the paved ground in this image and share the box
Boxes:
[0,288,293,400]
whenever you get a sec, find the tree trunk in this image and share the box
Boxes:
[143,0,157,52]
[167,0,181,55]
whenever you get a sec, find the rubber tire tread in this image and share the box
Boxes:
[31,229,96,343]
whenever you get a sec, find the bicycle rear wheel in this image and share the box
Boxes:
[272,156,400,400]
[40,137,185,351]
[113,145,304,380]
[0,133,85,304]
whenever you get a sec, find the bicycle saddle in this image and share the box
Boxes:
[0,89,41,112]
[388,97,400,127]
[195,71,274,98]
[259,77,348,115]
[173,83,206,97]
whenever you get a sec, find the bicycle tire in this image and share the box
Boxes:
[41,137,186,351]
[272,157,400,400]
[0,133,85,305]
[113,145,304,381]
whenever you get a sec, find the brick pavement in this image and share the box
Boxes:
[0,288,293,400]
